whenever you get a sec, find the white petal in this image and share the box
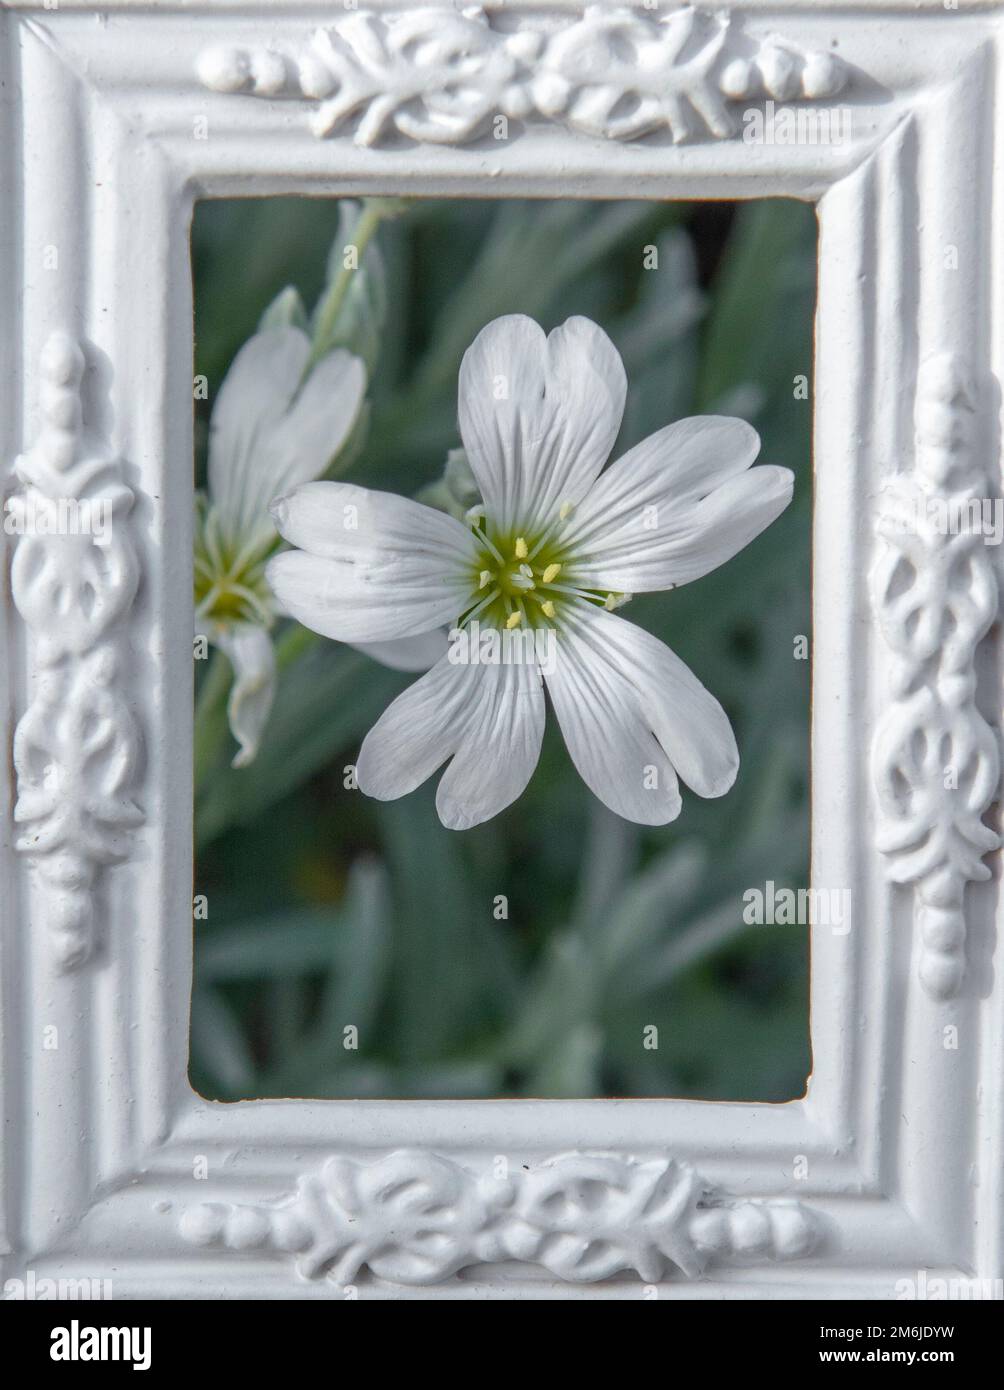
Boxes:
[266,482,476,643]
[544,605,738,824]
[350,629,448,672]
[357,655,544,831]
[266,551,464,645]
[457,315,626,534]
[208,622,277,768]
[208,328,366,548]
[270,479,475,563]
[561,416,793,593]
[587,607,739,798]
[435,661,545,830]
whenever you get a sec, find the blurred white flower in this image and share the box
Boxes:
[195,327,366,766]
[267,314,793,828]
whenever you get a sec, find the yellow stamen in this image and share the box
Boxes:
[479,569,492,589]
[604,594,616,611]
[541,600,556,619]
[542,562,561,584]
[559,501,573,520]
[505,610,523,629]
[514,537,528,559]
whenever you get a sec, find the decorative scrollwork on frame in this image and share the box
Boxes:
[179,1149,818,1286]
[9,333,144,970]
[872,355,1001,999]
[197,5,848,147]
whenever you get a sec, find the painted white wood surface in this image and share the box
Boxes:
[1,0,1003,1299]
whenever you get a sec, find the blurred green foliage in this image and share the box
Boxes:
[191,196,815,1102]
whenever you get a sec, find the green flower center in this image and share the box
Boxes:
[460,511,629,632]
[194,499,276,629]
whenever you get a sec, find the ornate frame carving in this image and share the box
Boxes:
[1,0,1002,1299]
[196,7,849,145]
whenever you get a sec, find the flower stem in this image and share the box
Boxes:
[193,649,232,797]
[305,201,385,375]
[275,620,318,671]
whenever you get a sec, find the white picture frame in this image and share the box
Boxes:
[2,0,1002,1301]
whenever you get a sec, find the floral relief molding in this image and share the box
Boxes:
[9,333,144,971]
[179,1149,819,1286]
[197,5,849,147]
[871,355,1001,1000]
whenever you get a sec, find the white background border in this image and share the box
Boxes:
[1,0,1002,1299]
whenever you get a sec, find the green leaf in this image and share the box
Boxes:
[697,199,817,411]
[502,932,596,1070]
[377,789,520,1061]
[525,1021,603,1098]
[315,857,392,1043]
[190,986,257,1096]
[597,840,708,982]
[611,227,705,449]
[195,641,404,849]
[196,907,345,981]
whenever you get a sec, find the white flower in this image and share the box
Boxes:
[266,314,793,828]
[195,327,366,766]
